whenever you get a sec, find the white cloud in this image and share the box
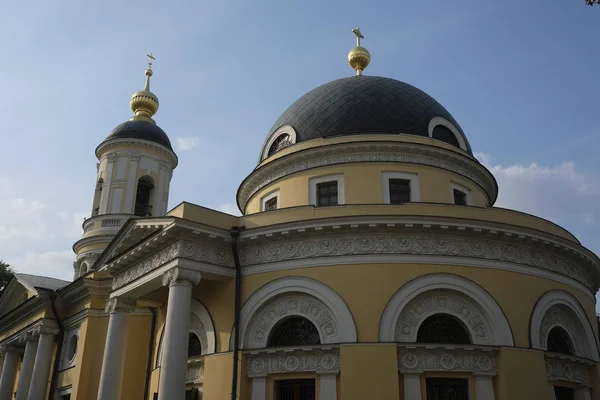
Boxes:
[216,203,242,216]
[176,137,200,151]
[8,251,74,281]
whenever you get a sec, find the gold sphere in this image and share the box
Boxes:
[348,46,371,75]
[130,90,159,119]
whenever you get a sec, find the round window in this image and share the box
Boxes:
[67,334,78,363]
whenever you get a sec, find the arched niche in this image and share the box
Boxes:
[379,273,514,346]
[232,276,357,350]
[530,290,598,361]
[156,298,216,367]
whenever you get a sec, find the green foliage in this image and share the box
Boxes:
[0,261,14,294]
[586,0,599,5]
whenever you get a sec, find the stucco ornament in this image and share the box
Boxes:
[247,347,340,377]
[246,293,338,349]
[398,346,497,375]
[105,297,137,314]
[540,307,584,356]
[545,354,591,385]
[162,267,201,287]
[186,360,204,384]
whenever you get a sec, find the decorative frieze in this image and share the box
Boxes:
[398,345,497,375]
[247,347,340,377]
[239,233,593,289]
[162,267,202,287]
[105,297,137,314]
[112,240,232,290]
[545,354,591,385]
[186,358,204,384]
[540,308,584,357]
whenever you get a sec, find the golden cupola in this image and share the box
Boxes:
[130,53,159,121]
[348,27,371,75]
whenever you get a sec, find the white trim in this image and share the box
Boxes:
[56,386,72,399]
[260,125,297,162]
[428,117,468,151]
[309,174,345,206]
[450,181,472,205]
[191,299,216,355]
[233,276,357,350]
[382,171,420,203]
[60,327,80,370]
[530,290,599,361]
[260,189,280,211]
[379,273,514,346]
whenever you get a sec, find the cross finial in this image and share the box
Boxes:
[147,53,155,69]
[352,28,364,47]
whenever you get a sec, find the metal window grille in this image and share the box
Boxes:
[426,378,469,400]
[267,317,321,347]
[453,189,467,206]
[268,134,294,156]
[316,181,338,206]
[547,327,575,356]
[265,197,278,211]
[554,387,575,400]
[432,125,460,148]
[416,314,471,345]
[188,333,203,357]
[274,379,316,400]
[389,179,411,204]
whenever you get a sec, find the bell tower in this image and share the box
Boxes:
[72,55,178,279]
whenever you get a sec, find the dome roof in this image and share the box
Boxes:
[101,120,174,152]
[266,75,472,154]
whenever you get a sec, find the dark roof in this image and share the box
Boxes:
[267,75,472,154]
[101,120,174,152]
[15,274,70,292]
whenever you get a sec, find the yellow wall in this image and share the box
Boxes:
[239,263,597,348]
[71,314,109,399]
[121,314,152,399]
[340,344,399,400]
[192,280,235,352]
[245,163,488,214]
[203,352,234,400]
[494,348,549,400]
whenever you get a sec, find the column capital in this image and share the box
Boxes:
[18,332,38,344]
[0,344,20,354]
[105,297,137,314]
[162,267,201,288]
[32,325,59,337]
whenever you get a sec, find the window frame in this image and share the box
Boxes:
[427,117,468,152]
[60,327,80,370]
[260,189,280,212]
[382,172,420,204]
[309,174,344,207]
[450,182,471,206]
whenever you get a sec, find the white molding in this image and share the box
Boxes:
[309,174,345,206]
[379,273,514,346]
[450,181,472,205]
[545,353,594,386]
[428,117,468,152]
[60,327,80,370]
[233,276,357,350]
[260,189,280,211]
[530,290,599,361]
[246,346,340,377]
[260,125,297,162]
[397,344,497,375]
[382,171,420,203]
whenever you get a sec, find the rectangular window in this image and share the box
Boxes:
[453,188,467,206]
[274,379,316,400]
[185,388,201,400]
[316,181,338,206]
[426,378,469,400]
[554,387,575,400]
[265,197,278,211]
[389,178,411,204]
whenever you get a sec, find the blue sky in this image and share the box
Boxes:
[0,0,599,295]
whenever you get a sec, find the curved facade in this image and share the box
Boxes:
[0,46,599,400]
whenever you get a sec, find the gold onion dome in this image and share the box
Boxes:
[130,54,159,122]
[348,27,370,75]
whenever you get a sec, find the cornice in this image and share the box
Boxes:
[236,217,600,292]
[0,296,51,335]
[58,277,112,308]
[397,344,497,376]
[237,141,497,211]
[95,138,178,168]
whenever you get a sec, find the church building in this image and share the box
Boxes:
[0,30,599,400]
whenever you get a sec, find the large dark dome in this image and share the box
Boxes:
[100,120,174,152]
[267,75,472,154]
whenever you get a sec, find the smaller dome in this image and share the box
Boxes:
[100,120,173,151]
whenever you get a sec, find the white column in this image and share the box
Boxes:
[548,384,557,400]
[0,346,20,400]
[27,325,59,400]
[99,153,116,214]
[319,373,337,400]
[576,387,591,400]
[157,267,201,400]
[403,373,422,400]
[16,334,38,400]
[251,377,267,400]
[474,375,495,400]
[96,297,136,400]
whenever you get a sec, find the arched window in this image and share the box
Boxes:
[268,133,293,157]
[432,125,460,148]
[188,333,203,357]
[547,326,575,355]
[416,314,471,345]
[92,179,103,216]
[267,316,320,347]
[134,176,154,217]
